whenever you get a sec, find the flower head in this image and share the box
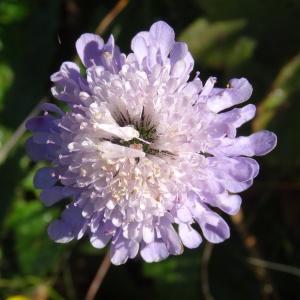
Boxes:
[26,21,277,265]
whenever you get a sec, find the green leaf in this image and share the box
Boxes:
[0,63,14,111]
[179,18,255,70]
[0,0,28,25]
[253,54,300,131]
[7,199,62,276]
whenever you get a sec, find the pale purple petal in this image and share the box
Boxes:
[159,218,183,255]
[142,224,155,243]
[140,239,169,263]
[176,205,193,223]
[197,212,230,243]
[131,33,149,65]
[213,131,277,157]
[219,104,256,129]
[110,235,129,265]
[128,240,139,259]
[217,193,242,215]
[127,222,142,240]
[50,61,88,104]
[209,156,259,183]
[170,42,194,80]
[90,222,113,249]
[131,21,175,70]
[207,78,253,112]
[200,77,217,97]
[223,179,254,193]
[178,223,202,249]
[209,104,256,138]
[149,21,175,58]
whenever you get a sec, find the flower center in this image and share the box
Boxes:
[122,124,156,152]
[114,107,158,153]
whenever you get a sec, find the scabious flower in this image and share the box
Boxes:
[26,21,276,265]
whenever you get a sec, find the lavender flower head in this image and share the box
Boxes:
[26,21,277,265]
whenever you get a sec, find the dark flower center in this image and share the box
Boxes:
[113,107,157,153]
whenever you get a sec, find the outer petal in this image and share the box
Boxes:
[40,186,75,207]
[143,224,155,243]
[100,35,125,73]
[178,223,202,249]
[208,104,256,138]
[47,220,74,243]
[131,33,149,65]
[51,62,85,104]
[34,167,57,189]
[207,78,253,113]
[213,131,277,157]
[209,156,259,183]
[131,21,175,69]
[129,240,139,259]
[26,115,56,133]
[218,104,256,129]
[215,193,242,215]
[76,33,104,67]
[90,221,115,249]
[76,34,124,72]
[159,218,183,255]
[196,211,230,243]
[149,21,175,58]
[109,235,138,265]
[176,204,193,223]
[61,204,87,239]
[200,77,216,97]
[25,137,57,161]
[39,103,64,116]
[223,179,254,193]
[48,204,86,243]
[140,239,169,262]
[170,42,194,82]
[51,61,81,82]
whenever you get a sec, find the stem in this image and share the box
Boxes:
[201,243,215,300]
[0,97,48,165]
[85,252,111,300]
[95,0,129,36]
[247,257,300,278]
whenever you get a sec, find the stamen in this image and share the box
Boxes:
[136,136,151,145]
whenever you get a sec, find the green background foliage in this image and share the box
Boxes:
[0,0,299,299]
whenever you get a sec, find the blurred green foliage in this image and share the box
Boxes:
[0,0,300,299]
[179,19,256,70]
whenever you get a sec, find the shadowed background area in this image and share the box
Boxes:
[0,0,299,299]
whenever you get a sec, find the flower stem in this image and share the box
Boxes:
[95,0,129,36]
[85,252,111,300]
[201,243,215,300]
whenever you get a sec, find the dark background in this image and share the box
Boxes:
[0,0,299,299]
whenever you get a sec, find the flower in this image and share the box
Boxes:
[26,21,277,265]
